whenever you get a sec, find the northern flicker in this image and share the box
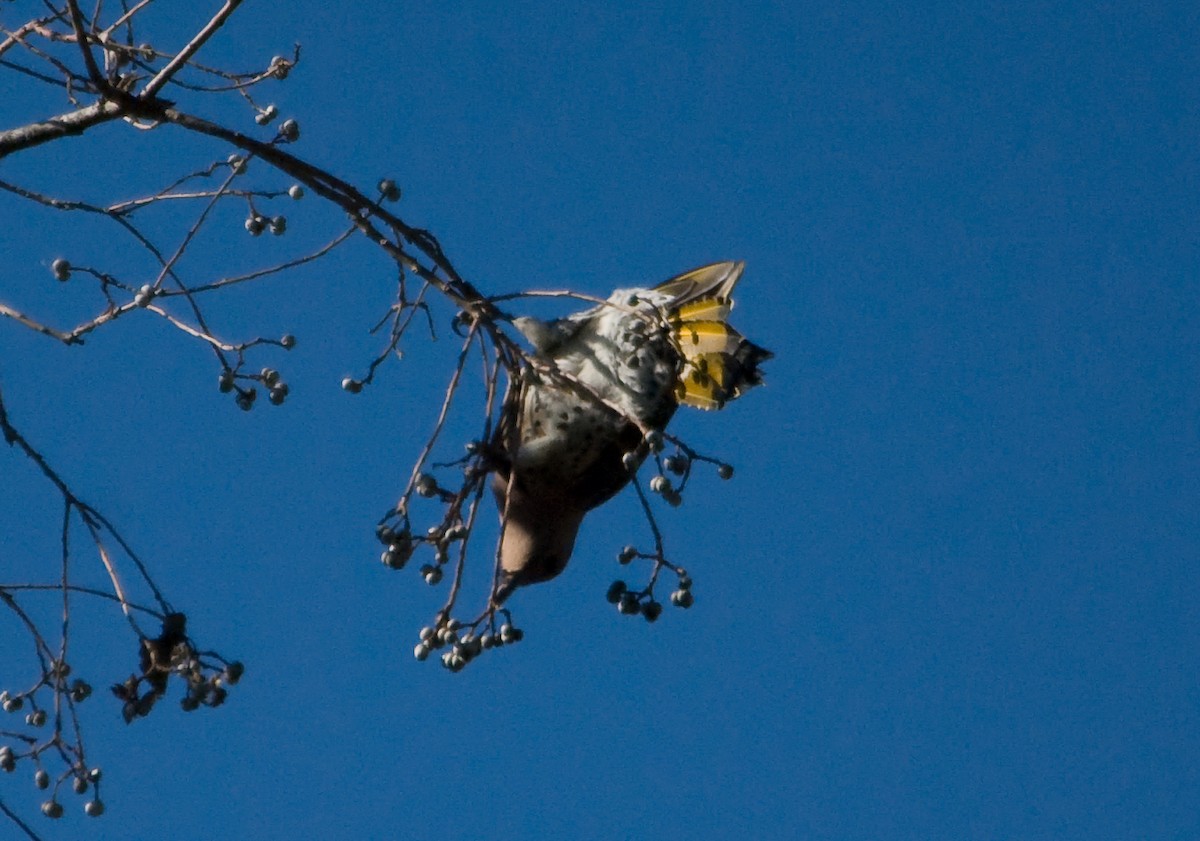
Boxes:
[492,260,770,601]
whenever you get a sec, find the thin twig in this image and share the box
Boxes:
[63,0,104,85]
[0,584,165,618]
[0,797,44,841]
[140,0,242,98]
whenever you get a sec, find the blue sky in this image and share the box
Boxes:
[1,0,1198,839]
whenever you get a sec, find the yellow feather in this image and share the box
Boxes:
[677,377,724,410]
[673,297,732,323]
[675,358,730,410]
[675,321,743,360]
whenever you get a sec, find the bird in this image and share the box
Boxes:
[491,260,771,602]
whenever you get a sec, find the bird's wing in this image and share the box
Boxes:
[652,260,745,310]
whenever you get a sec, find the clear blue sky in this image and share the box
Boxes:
[2,1,1198,839]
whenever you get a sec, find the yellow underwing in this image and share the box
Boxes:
[673,297,733,323]
[676,354,732,410]
[675,320,743,359]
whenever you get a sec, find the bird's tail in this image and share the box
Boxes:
[655,261,773,411]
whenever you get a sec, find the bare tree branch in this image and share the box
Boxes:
[140,0,242,99]
[0,99,122,158]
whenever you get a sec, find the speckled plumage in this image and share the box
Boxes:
[492,261,769,601]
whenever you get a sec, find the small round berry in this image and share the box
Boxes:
[423,566,442,586]
[134,284,154,307]
[644,429,664,452]
[226,153,247,174]
[269,215,287,235]
[499,623,514,643]
[642,601,663,622]
[28,709,46,727]
[278,118,300,141]
[87,767,102,783]
[73,776,88,794]
[51,258,71,281]
[245,216,264,236]
[280,333,297,348]
[414,474,438,497]
[35,769,49,789]
[341,377,362,393]
[255,104,278,125]
[419,626,435,642]
[674,589,694,608]
[479,633,494,650]
[70,679,92,702]
[678,574,692,590]
[260,367,280,386]
[378,179,401,201]
[618,593,640,615]
[717,463,734,480]
[414,643,430,662]
[139,43,154,60]
[649,475,671,494]
[236,389,257,411]
[180,695,199,712]
[270,56,290,79]
[621,451,638,472]
[663,455,688,475]
[269,385,288,405]
[287,184,304,200]
[606,580,627,603]
[41,799,63,819]
[381,542,411,569]
[618,545,637,564]
[663,489,683,507]
[223,662,244,684]
[84,799,105,817]
[3,697,23,712]
[218,370,235,392]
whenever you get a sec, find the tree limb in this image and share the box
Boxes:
[0,100,122,160]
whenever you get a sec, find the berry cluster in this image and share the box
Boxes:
[1,664,104,820]
[607,556,695,621]
[108,613,243,723]
[375,474,472,587]
[217,354,295,410]
[0,739,106,820]
[413,615,525,672]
